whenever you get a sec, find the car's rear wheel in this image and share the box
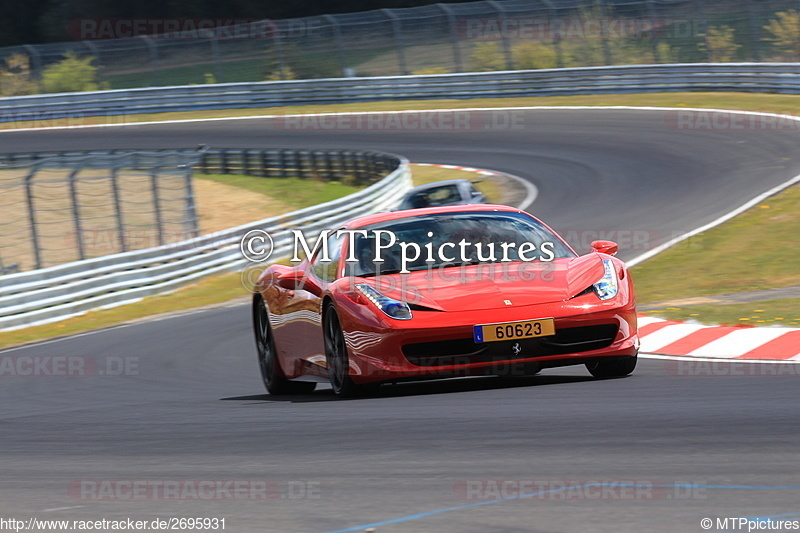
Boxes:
[586,355,638,378]
[254,297,316,395]
[324,303,377,398]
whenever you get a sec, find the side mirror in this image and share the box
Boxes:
[591,240,619,256]
[276,271,322,296]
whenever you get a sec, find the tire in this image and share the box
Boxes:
[323,303,377,398]
[254,297,316,395]
[586,355,638,378]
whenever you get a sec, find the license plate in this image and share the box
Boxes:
[473,318,555,343]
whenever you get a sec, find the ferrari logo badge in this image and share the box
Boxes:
[512,342,521,356]
[504,300,512,305]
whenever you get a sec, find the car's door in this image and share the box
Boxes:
[290,232,344,375]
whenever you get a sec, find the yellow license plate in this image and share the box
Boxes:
[473,318,555,343]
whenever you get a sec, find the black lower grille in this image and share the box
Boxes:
[402,324,619,367]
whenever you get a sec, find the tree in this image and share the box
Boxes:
[513,42,559,70]
[0,54,39,96]
[763,10,800,60]
[470,42,505,71]
[700,25,740,62]
[40,53,102,93]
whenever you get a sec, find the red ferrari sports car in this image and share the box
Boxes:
[252,204,638,397]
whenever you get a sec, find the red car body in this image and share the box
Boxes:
[252,204,638,396]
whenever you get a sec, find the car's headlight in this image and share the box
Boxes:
[593,259,619,300]
[356,283,412,320]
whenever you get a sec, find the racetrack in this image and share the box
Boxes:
[2,108,800,532]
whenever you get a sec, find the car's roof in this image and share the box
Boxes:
[402,179,470,194]
[345,204,528,229]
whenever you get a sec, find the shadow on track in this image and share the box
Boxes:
[220,373,600,403]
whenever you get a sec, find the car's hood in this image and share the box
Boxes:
[371,255,605,312]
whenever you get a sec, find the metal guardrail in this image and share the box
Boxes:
[2,63,800,123]
[0,151,411,330]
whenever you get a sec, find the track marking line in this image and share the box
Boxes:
[319,483,800,533]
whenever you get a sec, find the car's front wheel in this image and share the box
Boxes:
[586,355,637,378]
[254,297,316,395]
[323,303,377,398]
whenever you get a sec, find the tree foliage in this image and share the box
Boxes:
[763,10,800,61]
[0,54,39,96]
[40,53,101,93]
[700,25,740,62]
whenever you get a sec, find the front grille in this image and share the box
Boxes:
[402,324,618,367]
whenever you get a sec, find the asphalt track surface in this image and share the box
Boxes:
[2,109,800,532]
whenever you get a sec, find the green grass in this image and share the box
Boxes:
[633,184,800,303]
[646,299,800,328]
[196,173,363,209]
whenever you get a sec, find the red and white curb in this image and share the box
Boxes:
[639,315,800,360]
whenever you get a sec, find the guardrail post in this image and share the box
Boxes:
[259,150,268,177]
[594,1,613,66]
[68,168,86,262]
[325,151,335,181]
[150,167,165,247]
[537,0,563,68]
[487,1,513,70]
[645,0,661,62]
[22,44,42,79]
[207,31,224,83]
[697,0,708,35]
[24,167,43,270]
[272,22,288,80]
[242,149,250,175]
[382,9,408,76]
[279,151,288,178]
[221,149,229,174]
[323,15,348,76]
[139,36,162,87]
[182,163,199,239]
[82,40,104,86]
[437,4,464,72]
[110,165,127,253]
[746,0,760,61]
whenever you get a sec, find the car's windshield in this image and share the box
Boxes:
[350,211,575,277]
[403,184,461,208]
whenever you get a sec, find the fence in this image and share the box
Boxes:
[2,0,800,94]
[0,148,400,274]
[0,150,201,273]
[0,150,410,330]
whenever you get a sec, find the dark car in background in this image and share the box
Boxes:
[397,179,486,210]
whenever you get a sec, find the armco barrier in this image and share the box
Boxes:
[2,63,800,122]
[0,151,411,330]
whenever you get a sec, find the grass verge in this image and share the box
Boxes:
[647,299,800,328]
[633,183,800,302]
[196,174,363,211]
